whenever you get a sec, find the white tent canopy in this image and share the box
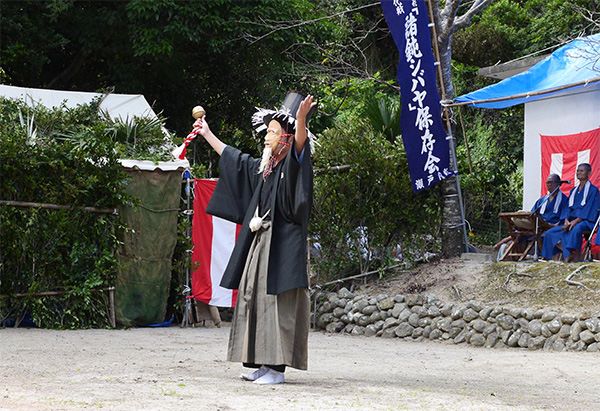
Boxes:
[0,84,158,120]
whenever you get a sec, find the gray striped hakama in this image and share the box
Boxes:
[227,221,309,370]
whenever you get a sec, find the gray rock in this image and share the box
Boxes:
[541,311,557,322]
[528,336,546,350]
[412,327,424,338]
[411,305,428,317]
[391,303,406,318]
[451,308,464,321]
[500,330,512,344]
[528,320,543,337]
[546,318,562,334]
[398,308,412,323]
[467,300,483,312]
[354,299,369,312]
[451,319,467,329]
[429,329,443,340]
[551,339,565,352]
[417,318,431,328]
[522,308,534,321]
[338,287,354,299]
[533,309,544,319]
[479,307,493,320]
[584,318,600,333]
[438,318,452,332]
[381,328,396,338]
[333,307,345,318]
[449,327,462,338]
[375,294,388,302]
[566,340,585,352]
[393,294,405,303]
[340,314,349,324]
[344,324,354,333]
[580,330,596,344]
[368,311,382,324]
[362,305,378,315]
[440,303,454,316]
[463,308,479,322]
[490,307,503,318]
[380,310,390,320]
[318,301,332,314]
[516,318,529,330]
[405,294,425,307]
[596,333,600,343]
[471,319,488,333]
[497,315,515,330]
[395,323,414,338]
[570,321,582,341]
[368,297,378,305]
[325,321,345,333]
[507,330,522,347]
[317,313,334,329]
[427,305,441,317]
[376,330,383,337]
[586,342,600,352]
[483,324,497,337]
[377,297,395,311]
[543,335,557,351]
[470,333,485,347]
[453,330,468,344]
[560,314,576,325]
[441,332,450,340]
[518,333,530,348]
[541,324,553,338]
[383,317,399,330]
[558,324,571,339]
[357,314,370,327]
[578,311,592,321]
[509,308,523,318]
[336,298,348,308]
[485,332,498,348]
[344,301,354,313]
[364,324,378,337]
[423,326,432,339]
[373,320,385,331]
[408,313,420,327]
[351,326,365,336]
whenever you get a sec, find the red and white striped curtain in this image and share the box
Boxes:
[191,179,239,308]
[541,127,600,196]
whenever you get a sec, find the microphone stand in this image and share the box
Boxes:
[532,186,561,261]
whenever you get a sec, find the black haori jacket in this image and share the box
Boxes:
[206,145,313,295]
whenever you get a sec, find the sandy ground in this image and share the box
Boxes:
[2,325,600,410]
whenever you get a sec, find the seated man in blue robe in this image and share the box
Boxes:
[542,163,600,261]
[531,173,567,225]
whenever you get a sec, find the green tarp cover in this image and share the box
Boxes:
[116,169,181,326]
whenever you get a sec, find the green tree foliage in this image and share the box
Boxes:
[311,78,440,281]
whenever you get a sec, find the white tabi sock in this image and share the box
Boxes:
[253,368,285,385]
[240,366,269,381]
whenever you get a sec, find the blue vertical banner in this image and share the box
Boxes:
[381,0,454,192]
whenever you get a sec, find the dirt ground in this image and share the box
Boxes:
[2,325,600,410]
[358,258,600,314]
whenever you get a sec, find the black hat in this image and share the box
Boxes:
[251,91,316,145]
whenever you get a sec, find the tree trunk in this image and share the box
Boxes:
[438,36,465,257]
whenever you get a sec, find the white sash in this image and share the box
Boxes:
[568,180,591,208]
[540,191,563,214]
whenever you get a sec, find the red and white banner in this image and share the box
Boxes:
[191,179,239,308]
[540,127,600,196]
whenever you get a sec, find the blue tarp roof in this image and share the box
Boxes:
[454,33,600,108]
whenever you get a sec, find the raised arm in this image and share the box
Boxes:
[197,117,226,156]
[294,95,316,154]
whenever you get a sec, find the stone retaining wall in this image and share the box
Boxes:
[315,288,600,352]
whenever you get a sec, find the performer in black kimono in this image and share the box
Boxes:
[197,92,316,385]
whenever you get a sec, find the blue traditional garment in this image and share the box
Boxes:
[531,190,567,225]
[541,182,600,259]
